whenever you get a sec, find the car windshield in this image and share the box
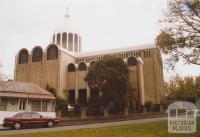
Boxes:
[13,113,22,117]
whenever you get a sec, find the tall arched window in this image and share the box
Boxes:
[79,36,81,52]
[74,34,78,52]
[53,34,55,43]
[68,33,73,51]
[127,57,138,66]
[57,33,61,45]
[79,62,86,71]
[19,49,28,64]
[62,32,67,48]
[47,45,58,60]
[32,47,43,62]
[68,63,75,72]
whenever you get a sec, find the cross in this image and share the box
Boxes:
[65,6,70,20]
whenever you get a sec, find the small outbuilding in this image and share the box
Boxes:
[0,81,56,124]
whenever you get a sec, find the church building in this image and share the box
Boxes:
[14,11,164,110]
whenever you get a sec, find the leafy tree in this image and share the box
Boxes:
[155,0,200,69]
[45,84,68,115]
[195,76,200,98]
[84,56,130,112]
[0,62,6,81]
[46,83,56,96]
[165,75,197,102]
[87,96,102,115]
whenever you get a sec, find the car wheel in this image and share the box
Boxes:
[13,122,21,130]
[47,120,54,128]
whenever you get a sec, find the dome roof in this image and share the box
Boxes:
[53,20,80,34]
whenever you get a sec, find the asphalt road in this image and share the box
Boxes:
[0,117,167,135]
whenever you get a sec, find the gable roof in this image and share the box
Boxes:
[0,81,55,99]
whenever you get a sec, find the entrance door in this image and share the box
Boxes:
[19,100,26,111]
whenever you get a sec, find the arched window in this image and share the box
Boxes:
[127,57,138,66]
[32,47,43,62]
[68,63,75,72]
[47,45,58,60]
[79,36,81,52]
[74,34,78,52]
[57,33,61,45]
[62,32,67,48]
[19,49,28,64]
[79,62,86,71]
[68,33,73,51]
[53,34,55,43]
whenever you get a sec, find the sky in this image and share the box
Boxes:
[0,0,200,80]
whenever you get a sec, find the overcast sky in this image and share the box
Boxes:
[0,0,200,80]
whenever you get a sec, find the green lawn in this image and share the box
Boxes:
[2,118,200,137]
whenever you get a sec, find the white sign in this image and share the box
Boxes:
[167,101,198,133]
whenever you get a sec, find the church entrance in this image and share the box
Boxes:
[78,89,87,105]
[68,90,75,104]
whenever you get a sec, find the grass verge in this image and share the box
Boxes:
[2,118,200,137]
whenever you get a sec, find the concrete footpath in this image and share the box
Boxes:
[0,116,167,135]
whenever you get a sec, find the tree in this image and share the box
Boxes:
[165,75,197,102]
[46,84,68,116]
[84,56,130,113]
[155,0,200,69]
[87,96,102,115]
[0,62,6,81]
[195,76,200,98]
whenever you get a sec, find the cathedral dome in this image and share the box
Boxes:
[53,20,79,34]
[52,9,82,53]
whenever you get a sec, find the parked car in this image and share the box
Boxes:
[3,112,59,129]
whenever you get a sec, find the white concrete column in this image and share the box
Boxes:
[138,61,145,106]
[75,89,79,103]
[47,101,51,112]
[87,87,90,100]
[26,99,28,112]
[79,36,81,52]
[77,36,80,52]
[66,33,69,50]
[73,34,75,52]
[18,98,20,111]
[56,33,59,46]
[54,34,57,44]
[60,33,63,48]
[41,100,43,112]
